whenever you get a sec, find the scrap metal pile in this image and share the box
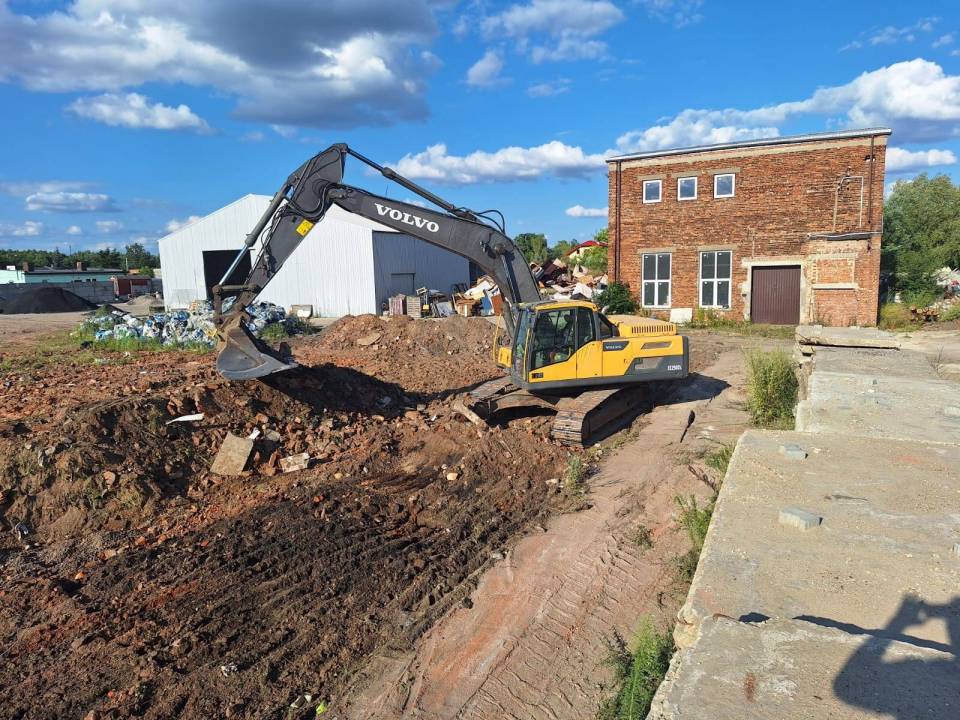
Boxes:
[78,300,293,347]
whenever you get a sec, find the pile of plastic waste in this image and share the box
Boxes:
[79,300,293,348]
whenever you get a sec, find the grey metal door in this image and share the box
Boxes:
[751,266,800,325]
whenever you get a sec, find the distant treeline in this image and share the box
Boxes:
[0,243,159,271]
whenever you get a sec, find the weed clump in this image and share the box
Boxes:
[878,303,919,331]
[704,443,733,475]
[745,349,797,428]
[597,621,674,720]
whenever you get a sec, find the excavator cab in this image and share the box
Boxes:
[502,301,688,392]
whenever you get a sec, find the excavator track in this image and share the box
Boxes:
[467,376,648,447]
[551,385,647,446]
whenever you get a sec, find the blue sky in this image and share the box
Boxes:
[0,0,959,252]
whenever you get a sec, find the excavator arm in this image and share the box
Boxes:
[213,144,540,380]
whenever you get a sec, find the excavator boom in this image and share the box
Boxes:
[213,144,540,380]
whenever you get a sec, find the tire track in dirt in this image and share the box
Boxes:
[343,351,750,719]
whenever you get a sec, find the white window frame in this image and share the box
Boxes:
[677,176,697,201]
[642,179,662,204]
[713,173,736,198]
[699,250,733,309]
[641,252,672,308]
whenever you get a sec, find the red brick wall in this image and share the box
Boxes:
[608,134,887,326]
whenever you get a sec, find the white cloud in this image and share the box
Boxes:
[25,192,118,213]
[466,50,506,87]
[481,0,623,63]
[0,1,442,128]
[638,0,704,27]
[527,78,572,96]
[885,147,958,172]
[614,59,960,154]
[0,180,94,196]
[271,124,298,139]
[614,110,780,153]
[393,141,606,184]
[165,216,202,233]
[566,204,608,217]
[66,225,82,235]
[68,93,212,133]
[0,220,44,237]
[842,16,938,50]
[933,33,954,48]
[96,220,123,234]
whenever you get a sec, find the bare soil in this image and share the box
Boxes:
[0,315,577,720]
[0,314,742,720]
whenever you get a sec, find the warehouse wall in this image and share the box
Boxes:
[159,195,379,315]
[371,232,471,313]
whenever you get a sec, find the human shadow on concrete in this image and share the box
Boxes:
[810,595,960,719]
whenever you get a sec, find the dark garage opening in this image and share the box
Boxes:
[202,250,251,301]
[751,265,801,325]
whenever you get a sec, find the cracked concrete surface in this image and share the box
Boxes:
[650,334,960,719]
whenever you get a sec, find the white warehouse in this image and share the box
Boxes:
[158,194,470,315]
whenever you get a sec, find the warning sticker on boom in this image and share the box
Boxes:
[295,220,314,236]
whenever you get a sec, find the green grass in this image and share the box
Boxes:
[940,304,960,323]
[878,302,920,331]
[704,443,734,475]
[745,349,798,428]
[563,454,587,495]
[632,524,654,551]
[673,494,715,584]
[597,620,674,720]
[259,317,314,342]
[686,308,794,339]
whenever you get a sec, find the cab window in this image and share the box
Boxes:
[531,308,577,370]
[597,313,618,339]
[513,309,533,376]
[576,307,596,348]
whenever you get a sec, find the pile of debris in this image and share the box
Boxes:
[77,300,294,347]
[448,256,609,318]
[0,286,97,314]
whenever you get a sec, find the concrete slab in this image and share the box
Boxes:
[209,432,254,475]
[796,325,901,349]
[810,346,939,380]
[795,370,960,441]
[677,430,960,649]
[649,616,960,720]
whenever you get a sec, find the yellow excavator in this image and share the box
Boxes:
[212,144,688,445]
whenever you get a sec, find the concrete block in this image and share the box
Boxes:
[679,430,960,651]
[779,506,821,530]
[650,616,959,720]
[210,432,254,476]
[778,443,807,460]
[279,452,310,473]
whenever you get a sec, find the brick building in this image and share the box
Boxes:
[607,128,890,326]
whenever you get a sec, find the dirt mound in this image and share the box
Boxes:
[0,286,97,314]
[300,314,503,393]
[0,338,569,719]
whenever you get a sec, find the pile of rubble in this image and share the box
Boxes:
[77,300,293,347]
[451,257,609,318]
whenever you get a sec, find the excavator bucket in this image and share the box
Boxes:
[216,314,297,381]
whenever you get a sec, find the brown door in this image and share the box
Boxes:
[751,266,800,324]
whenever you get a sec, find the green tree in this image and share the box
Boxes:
[883,174,960,302]
[514,232,548,265]
[579,245,608,275]
[548,239,576,262]
[125,242,157,269]
[594,227,609,244]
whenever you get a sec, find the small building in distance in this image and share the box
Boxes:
[607,128,890,326]
[158,194,470,316]
[0,262,121,284]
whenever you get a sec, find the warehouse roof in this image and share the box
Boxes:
[606,127,892,163]
[160,193,399,246]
